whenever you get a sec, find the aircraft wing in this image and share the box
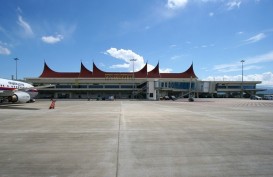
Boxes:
[30,84,55,90]
[18,84,55,91]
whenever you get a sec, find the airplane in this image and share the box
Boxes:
[0,78,52,103]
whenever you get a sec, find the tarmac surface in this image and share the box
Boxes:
[0,98,273,177]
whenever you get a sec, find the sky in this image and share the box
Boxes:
[0,0,273,86]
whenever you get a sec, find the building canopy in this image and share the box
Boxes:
[39,62,198,79]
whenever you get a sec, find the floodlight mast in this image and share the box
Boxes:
[241,60,245,98]
[14,58,19,80]
[130,59,137,99]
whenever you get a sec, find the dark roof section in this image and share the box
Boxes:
[39,62,198,79]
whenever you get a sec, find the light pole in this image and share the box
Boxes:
[241,60,245,98]
[14,58,19,80]
[130,59,137,99]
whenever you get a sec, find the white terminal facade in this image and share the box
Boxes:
[26,62,262,100]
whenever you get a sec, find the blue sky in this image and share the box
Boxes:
[0,0,273,85]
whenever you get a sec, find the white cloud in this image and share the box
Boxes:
[204,72,273,85]
[17,7,22,14]
[41,34,64,44]
[99,62,106,67]
[193,43,215,49]
[17,15,33,37]
[170,55,181,60]
[167,0,188,9]
[226,0,242,10]
[246,50,273,64]
[105,48,145,71]
[160,68,173,73]
[147,64,155,72]
[110,63,130,69]
[105,48,172,73]
[0,45,11,55]
[213,50,273,73]
[244,33,266,44]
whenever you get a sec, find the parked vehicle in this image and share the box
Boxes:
[170,95,176,101]
[163,96,170,100]
[264,95,273,100]
[108,95,115,101]
[250,95,262,100]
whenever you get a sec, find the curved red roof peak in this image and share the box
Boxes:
[184,63,198,78]
[44,62,54,71]
[39,62,56,77]
[79,62,93,77]
[159,63,198,79]
[39,62,79,78]
[134,63,147,78]
[148,62,160,78]
[92,62,105,77]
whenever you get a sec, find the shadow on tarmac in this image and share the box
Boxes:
[0,103,40,110]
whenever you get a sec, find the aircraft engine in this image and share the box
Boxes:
[8,91,31,103]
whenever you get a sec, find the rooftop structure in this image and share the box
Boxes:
[39,62,198,79]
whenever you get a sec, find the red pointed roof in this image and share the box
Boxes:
[79,63,93,78]
[93,62,148,78]
[39,62,79,78]
[39,62,198,79]
[148,62,160,78]
[92,63,105,77]
[134,63,147,78]
[160,63,198,78]
[183,63,198,78]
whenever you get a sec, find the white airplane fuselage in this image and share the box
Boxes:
[0,78,38,103]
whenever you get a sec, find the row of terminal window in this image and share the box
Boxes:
[217,85,255,89]
[55,84,134,89]
[160,82,194,89]
[55,82,195,90]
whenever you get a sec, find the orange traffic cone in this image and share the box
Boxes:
[49,100,56,109]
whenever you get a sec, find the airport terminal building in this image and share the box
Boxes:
[26,62,262,100]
